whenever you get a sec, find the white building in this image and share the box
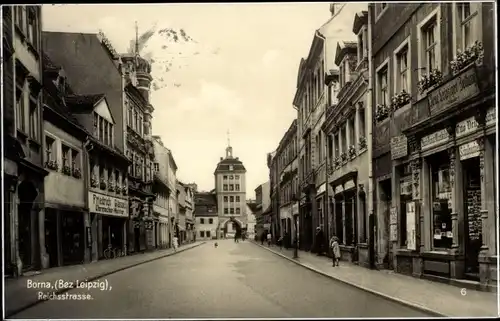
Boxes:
[152,136,172,248]
[194,192,218,240]
[166,147,179,247]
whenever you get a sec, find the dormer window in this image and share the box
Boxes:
[93,111,114,147]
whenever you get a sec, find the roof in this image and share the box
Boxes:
[193,192,218,217]
[334,41,358,66]
[214,157,246,173]
[247,202,259,214]
[65,94,106,113]
[352,11,368,35]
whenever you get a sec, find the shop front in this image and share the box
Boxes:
[89,191,128,260]
[395,103,496,289]
[279,205,292,248]
[300,172,316,252]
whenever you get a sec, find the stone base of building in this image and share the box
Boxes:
[393,250,497,293]
[339,245,356,262]
[357,244,370,268]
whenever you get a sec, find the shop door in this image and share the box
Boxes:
[463,158,482,280]
[61,213,84,265]
[335,197,343,244]
[45,209,59,268]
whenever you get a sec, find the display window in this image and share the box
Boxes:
[399,165,412,247]
[429,153,453,249]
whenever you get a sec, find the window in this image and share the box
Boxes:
[334,133,340,157]
[230,208,234,214]
[200,218,205,224]
[341,126,347,153]
[456,3,480,51]
[235,175,240,179]
[348,117,355,146]
[230,196,234,202]
[224,208,229,214]
[200,231,205,237]
[229,184,234,191]
[128,105,133,127]
[115,169,120,186]
[236,208,240,214]
[27,8,38,50]
[357,30,365,62]
[377,65,389,106]
[139,115,143,136]
[28,99,38,141]
[45,135,55,162]
[98,117,104,142]
[16,82,25,133]
[223,184,228,191]
[236,196,240,202]
[235,184,240,191]
[359,108,366,139]
[339,61,345,87]
[223,175,228,180]
[104,120,109,145]
[430,153,453,249]
[206,231,211,238]
[62,145,70,167]
[229,165,233,171]
[396,45,409,93]
[209,218,213,224]
[108,123,113,146]
[229,175,234,179]
[93,113,99,136]
[71,149,80,171]
[420,14,438,75]
[154,163,159,172]
[224,196,228,202]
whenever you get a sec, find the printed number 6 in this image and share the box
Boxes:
[460,288,467,296]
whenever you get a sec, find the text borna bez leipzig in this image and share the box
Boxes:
[91,193,127,215]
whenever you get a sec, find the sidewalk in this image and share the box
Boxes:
[251,241,498,318]
[4,241,205,318]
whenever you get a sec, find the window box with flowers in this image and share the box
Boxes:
[108,181,115,192]
[340,152,348,163]
[450,41,483,75]
[390,90,411,112]
[62,165,72,176]
[375,104,390,122]
[72,167,82,179]
[348,145,357,159]
[417,69,442,94]
[358,136,367,151]
[91,176,99,188]
[334,156,341,168]
[100,179,107,190]
[45,160,59,171]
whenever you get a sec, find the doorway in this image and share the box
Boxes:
[18,180,38,271]
[61,212,84,265]
[379,179,392,269]
[463,157,482,281]
[45,209,59,268]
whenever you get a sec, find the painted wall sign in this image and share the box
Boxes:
[456,116,479,138]
[486,107,496,127]
[427,67,480,116]
[391,135,408,160]
[459,141,481,160]
[421,129,450,151]
[406,201,417,250]
[89,192,128,217]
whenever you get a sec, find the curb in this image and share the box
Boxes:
[5,242,206,318]
[250,241,446,318]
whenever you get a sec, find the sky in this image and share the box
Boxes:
[42,3,340,198]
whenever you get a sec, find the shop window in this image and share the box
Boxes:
[200,231,205,238]
[430,155,453,249]
[209,218,213,224]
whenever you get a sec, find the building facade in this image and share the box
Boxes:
[194,192,218,240]
[253,181,271,238]
[370,3,496,289]
[152,136,172,249]
[183,185,195,243]
[276,120,299,248]
[3,6,49,276]
[321,10,373,266]
[214,143,248,238]
[166,150,178,247]
[268,151,280,242]
[176,182,187,244]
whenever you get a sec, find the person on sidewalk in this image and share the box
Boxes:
[330,235,340,267]
[315,227,325,256]
[278,235,283,250]
[267,232,272,247]
[172,236,179,252]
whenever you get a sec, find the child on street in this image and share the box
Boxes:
[330,235,340,267]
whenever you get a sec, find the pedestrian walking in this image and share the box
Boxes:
[278,235,283,250]
[172,236,179,252]
[330,236,340,267]
[267,232,272,247]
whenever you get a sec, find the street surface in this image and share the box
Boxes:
[11,240,433,319]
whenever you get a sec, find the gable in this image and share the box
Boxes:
[93,97,115,124]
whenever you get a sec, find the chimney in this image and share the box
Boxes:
[220,157,223,161]
[330,3,336,16]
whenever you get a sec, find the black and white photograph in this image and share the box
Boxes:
[2,2,498,319]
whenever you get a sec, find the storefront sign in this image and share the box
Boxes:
[391,135,408,160]
[89,192,128,217]
[459,141,481,160]
[421,129,450,151]
[406,202,417,250]
[427,67,480,116]
[486,107,496,127]
[456,116,479,138]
